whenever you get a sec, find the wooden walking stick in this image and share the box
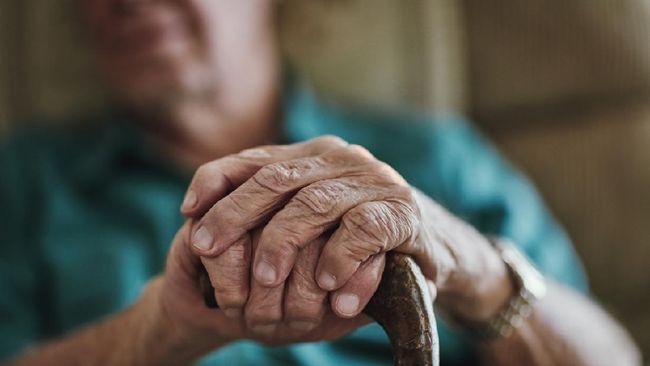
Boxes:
[364,252,439,366]
[201,252,440,366]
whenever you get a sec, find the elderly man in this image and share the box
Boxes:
[0,0,640,365]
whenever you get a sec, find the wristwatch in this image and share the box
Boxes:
[469,237,548,340]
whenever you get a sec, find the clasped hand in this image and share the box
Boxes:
[159,136,506,348]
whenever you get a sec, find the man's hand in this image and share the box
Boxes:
[157,221,380,350]
[181,136,511,333]
[8,215,379,366]
[10,136,640,366]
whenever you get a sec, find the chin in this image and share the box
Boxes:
[108,55,215,111]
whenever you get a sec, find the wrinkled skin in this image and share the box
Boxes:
[160,221,382,346]
[173,136,506,339]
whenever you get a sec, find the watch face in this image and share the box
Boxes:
[476,238,549,340]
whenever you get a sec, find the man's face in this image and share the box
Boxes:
[81,0,278,114]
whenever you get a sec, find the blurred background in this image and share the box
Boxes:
[1,0,648,356]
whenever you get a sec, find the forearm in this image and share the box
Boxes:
[478,281,641,366]
[8,278,221,366]
[413,191,640,365]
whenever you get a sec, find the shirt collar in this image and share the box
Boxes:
[73,107,187,188]
[74,72,321,188]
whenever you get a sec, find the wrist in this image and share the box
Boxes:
[412,190,515,323]
[438,239,515,323]
[443,238,547,340]
[469,250,515,322]
[133,277,225,365]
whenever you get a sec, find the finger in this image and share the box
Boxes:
[190,145,371,258]
[164,221,249,336]
[283,237,328,332]
[253,176,390,287]
[166,221,203,281]
[331,254,386,318]
[245,282,285,336]
[316,200,418,291]
[181,136,348,217]
[201,234,251,317]
[180,155,259,218]
[244,231,285,336]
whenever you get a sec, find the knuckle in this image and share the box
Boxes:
[345,205,391,245]
[290,269,324,301]
[339,201,419,260]
[392,185,419,210]
[192,159,234,192]
[194,162,210,179]
[252,164,297,193]
[246,298,283,324]
[373,161,395,176]
[346,144,374,160]
[293,290,325,309]
[372,161,406,184]
[220,241,250,265]
[211,275,247,298]
[293,181,348,216]
[252,159,319,193]
[211,281,248,308]
[237,147,272,159]
[394,200,420,229]
[285,295,325,321]
[385,200,419,243]
[316,135,348,148]
[194,161,219,183]
[323,144,375,166]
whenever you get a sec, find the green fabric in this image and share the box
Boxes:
[0,81,587,365]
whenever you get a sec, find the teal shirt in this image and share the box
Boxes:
[0,82,587,365]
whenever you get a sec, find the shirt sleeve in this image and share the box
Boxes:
[0,137,43,361]
[430,119,588,292]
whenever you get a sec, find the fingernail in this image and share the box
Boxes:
[193,226,213,251]
[223,308,242,318]
[317,272,337,290]
[288,320,317,332]
[182,190,198,210]
[255,261,277,285]
[336,293,359,317]
[251,324,277,335]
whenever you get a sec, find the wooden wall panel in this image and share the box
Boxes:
[1,0,465,126]
[0,0,18,133]
[279,0,466,114]
[464,0,650,122]
[0,0,108,128]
